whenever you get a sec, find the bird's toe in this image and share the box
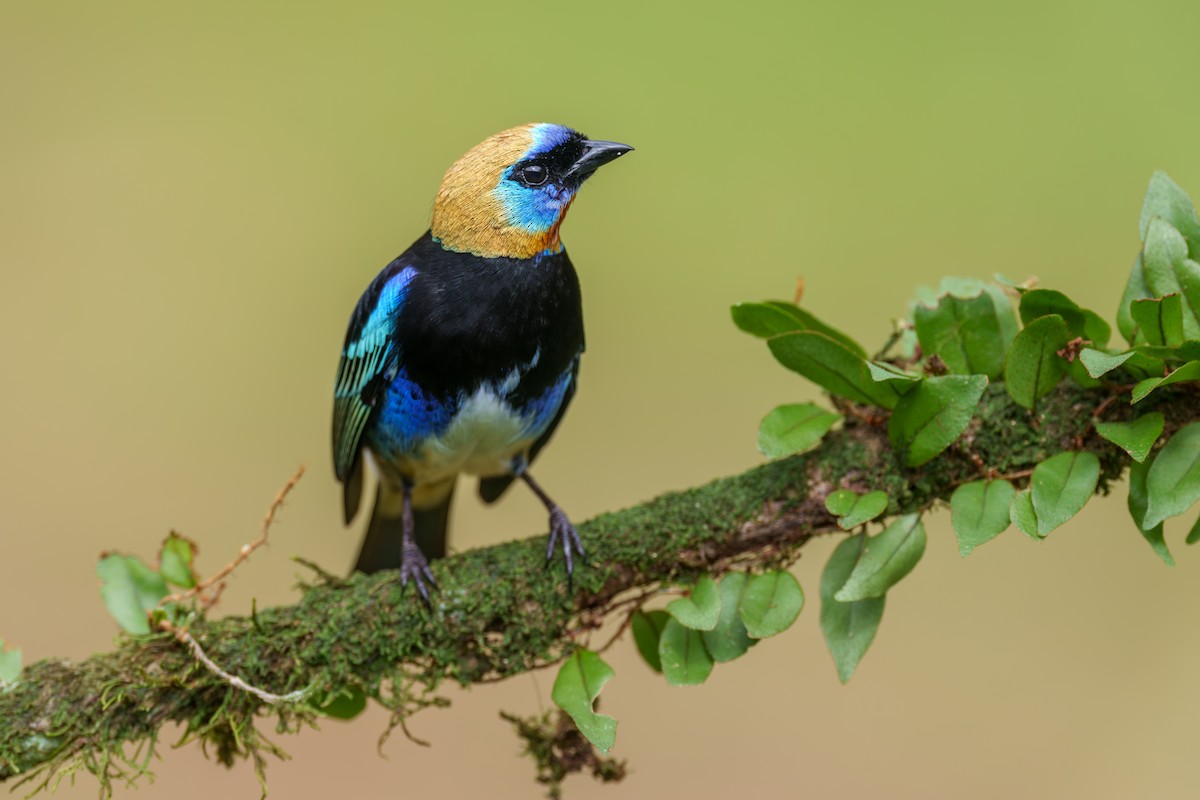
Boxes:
[545,507,585,577]
[400,543,437,605]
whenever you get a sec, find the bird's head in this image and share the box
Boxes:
[431,123,632,259]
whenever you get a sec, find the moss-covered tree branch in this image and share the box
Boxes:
[1,381,1196,790]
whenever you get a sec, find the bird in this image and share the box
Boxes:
[332,123,632,598]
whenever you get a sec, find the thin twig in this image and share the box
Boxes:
[1090,389,1128,421]
[792,276,805,305]
[163,623,311,705]
[950,466,1035,489]
[160,465,305,608]
[595,589,660,655]
[154,467,314,705]
[988,468,1035,483]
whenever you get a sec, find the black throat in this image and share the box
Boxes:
[395,232,585,403]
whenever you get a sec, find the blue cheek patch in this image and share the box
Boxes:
[493,123,580,235]
[494,177,575,234]
[370,369,456,457]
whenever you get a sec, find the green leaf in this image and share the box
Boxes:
[888,374,988,467]
[666,575,721,631]
[630,610,669,673]
[1079,348,1134,379]
[1143,422,1200,529]
[97,554,170,635]
[1004,314,1071,410]
[731,301,866,356]
[1139,172,1200,258]
[701,573,754,663]
[1066,358,1103,390]
[1132,341,1200,363]
[1118,255,1153,345]
[1128,457,1174,566]
[1030,451,1101,536]
[158,531,198,589]
[1141,216,1200,340]
[1094,413,1164,463]
[0,639,21,683]
[819,534,885,683]
[1130,294,1185,347]
[769,331,902,409]
[1078,314,1111,348]
[1122,351,1169,382]
[1131,360,1200,404]
[757,403,840,458]
[552,649,617,752]
[316,686,368,719]
[912,287,1016,379]
[950,480,1015,556]
[1187,515,1200,545]
[825,489,889,530]
[834,515,926,601]
[1010,488,1041,540]
[738,571,805,638]
[867,361,922,389]
[1019,289,1110,346]
[731,301,806,338]
[763,301,869,356]
[658,618,714,686]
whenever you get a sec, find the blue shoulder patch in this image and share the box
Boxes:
[332,265,417,480]
[345,266,416,361]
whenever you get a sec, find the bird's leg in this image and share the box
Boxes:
[519,471,586,578]
[398,481,437,602]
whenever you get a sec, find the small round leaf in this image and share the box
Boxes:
[630,610,669,673]
[551,649,617,753]
[701,573,754,663]
[658,618,714,686]
[738,571,804,639]
[834,515,926,601]
[666,575,721,631]
[950,480,1014,556]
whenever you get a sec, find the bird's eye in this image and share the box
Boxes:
[520,164,548,186]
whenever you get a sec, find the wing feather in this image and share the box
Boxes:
[332,262,416,483]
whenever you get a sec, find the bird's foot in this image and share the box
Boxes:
[544,506,587,581]
[400,539,437,604]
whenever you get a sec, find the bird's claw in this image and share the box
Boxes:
[545,507,586,584]
[400,542,437,605]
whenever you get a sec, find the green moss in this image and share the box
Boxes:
[1,382,1196,795]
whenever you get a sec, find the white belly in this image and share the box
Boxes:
[408,385,535,485]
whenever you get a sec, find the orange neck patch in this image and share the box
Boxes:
[431,124,569,259]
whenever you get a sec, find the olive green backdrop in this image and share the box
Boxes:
[2,1,1198,797]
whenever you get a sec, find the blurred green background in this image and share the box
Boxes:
[3,1,1199,797]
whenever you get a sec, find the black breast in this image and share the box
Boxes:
[396,232,585,403]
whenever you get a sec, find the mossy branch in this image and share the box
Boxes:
[1,383,1196,791]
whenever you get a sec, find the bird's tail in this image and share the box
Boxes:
[352,480,454,574]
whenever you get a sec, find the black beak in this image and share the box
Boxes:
[563,139,633,181]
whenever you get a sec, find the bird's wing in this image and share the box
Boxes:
[478,355,580,504]
[332,262,416,510]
